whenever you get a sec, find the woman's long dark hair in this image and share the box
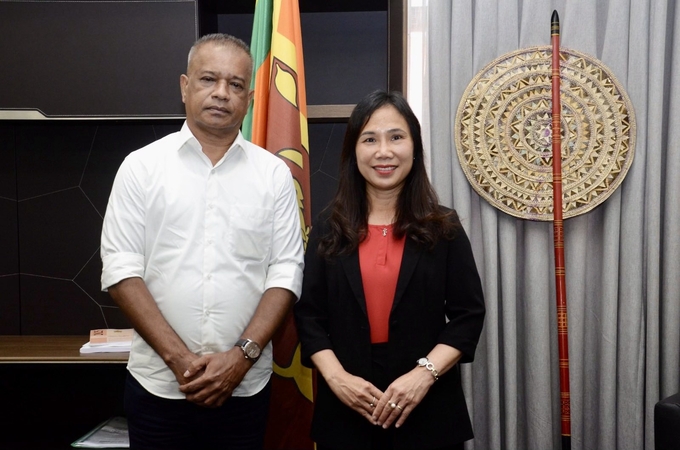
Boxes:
[318,90,458,257]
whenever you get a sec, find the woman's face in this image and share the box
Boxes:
[355,105,414,198]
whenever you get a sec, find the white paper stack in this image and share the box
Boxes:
[80,329,133,354]
[72,416,130,448]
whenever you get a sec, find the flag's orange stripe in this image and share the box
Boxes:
[251,54,271,148]
[276,0,295,42]
[293,7,307,116]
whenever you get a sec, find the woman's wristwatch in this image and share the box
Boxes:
[417,357,439,381]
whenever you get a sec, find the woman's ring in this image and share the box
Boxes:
[396,404,403,411]
[389,401,397,409]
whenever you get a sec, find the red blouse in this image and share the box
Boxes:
[358,224,406,343]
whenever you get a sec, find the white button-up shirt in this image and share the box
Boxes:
[101,123,304,399]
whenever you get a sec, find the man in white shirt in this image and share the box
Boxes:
[100,33,304,450]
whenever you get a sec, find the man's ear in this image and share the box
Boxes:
[180,74,189,103]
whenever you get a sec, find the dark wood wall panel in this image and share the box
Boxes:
[0,1,197,118]
[7,121,183,334]
[0,125,19,334]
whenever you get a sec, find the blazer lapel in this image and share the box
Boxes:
[339,252,368,316]
[392,238,422,312]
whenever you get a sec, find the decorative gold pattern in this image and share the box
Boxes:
[455,46,636,220]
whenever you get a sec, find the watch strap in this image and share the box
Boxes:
[417,357,439,381]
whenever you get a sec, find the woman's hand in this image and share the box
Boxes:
[373,366,436,429]
[325,369,384,425]
[311,349,384,424]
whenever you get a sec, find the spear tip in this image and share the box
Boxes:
[551,10,560,35]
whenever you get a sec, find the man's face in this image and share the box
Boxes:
[180,43,253,139]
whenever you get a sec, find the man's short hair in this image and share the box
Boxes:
[187,33,253,75]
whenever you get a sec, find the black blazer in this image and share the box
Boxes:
[294,210,486,450]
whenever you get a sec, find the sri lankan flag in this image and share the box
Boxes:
[242,0,314,448]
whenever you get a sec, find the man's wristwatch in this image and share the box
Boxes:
[417,357,439,381]
[235,338,262,363]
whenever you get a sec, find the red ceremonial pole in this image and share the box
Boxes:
[551,10,571,449]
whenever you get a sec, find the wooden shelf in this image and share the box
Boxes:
[308,104,355,121]
[0,336,128,363]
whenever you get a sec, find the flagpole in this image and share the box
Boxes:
[551,10,571,449]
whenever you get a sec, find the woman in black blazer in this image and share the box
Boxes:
[294,90,485,450]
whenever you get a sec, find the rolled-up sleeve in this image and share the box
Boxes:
[101,155,147,291]
[263,164,304,299]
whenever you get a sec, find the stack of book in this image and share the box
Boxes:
[80,329,133,354]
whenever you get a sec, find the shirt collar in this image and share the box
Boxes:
[177,121,247,164]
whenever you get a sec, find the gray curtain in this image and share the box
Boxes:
[422,1,680,449]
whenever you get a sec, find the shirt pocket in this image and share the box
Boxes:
[229,205,273,262]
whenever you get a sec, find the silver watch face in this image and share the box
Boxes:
[417,357,428,366]
[244,341,261,359]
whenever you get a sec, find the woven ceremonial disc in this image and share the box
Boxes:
[455,46,635,220]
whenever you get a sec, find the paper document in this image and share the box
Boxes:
[71,416,129,448]
[80,329,133,354]
[89,329,134,344]
[79,341,131,354]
